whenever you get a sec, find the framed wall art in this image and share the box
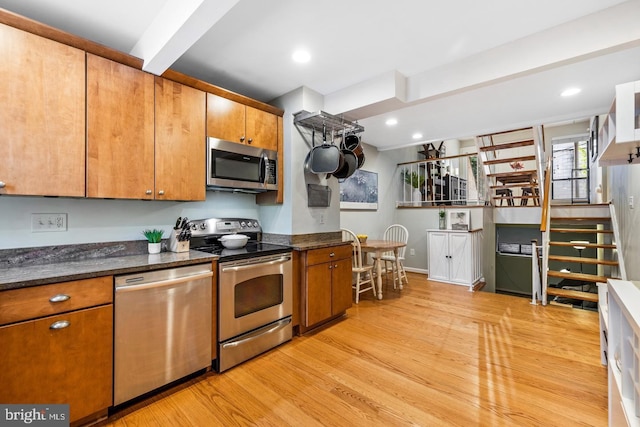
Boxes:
[448,209,470,230]
[339,169,378,210]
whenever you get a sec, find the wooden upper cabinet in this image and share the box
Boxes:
[0,23,85,197]
[245,105,278,151]
[87,54,155,199]
[155,77,206,201]
[207,93,278,151]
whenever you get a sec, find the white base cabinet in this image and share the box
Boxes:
[607,279,640,427]
[427,229,483,290]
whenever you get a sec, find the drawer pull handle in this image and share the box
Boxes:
[50,320,70,330]
[49,294,70,303]
[329,252,335,257]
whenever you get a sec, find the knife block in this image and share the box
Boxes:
[168,230,190,253]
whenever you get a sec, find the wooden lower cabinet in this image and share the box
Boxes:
[0,277,113,425]
[301,244,352,332]
[0,305,113,424]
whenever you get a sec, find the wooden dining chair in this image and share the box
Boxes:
[372,224,408,288]
[341,228,375,303]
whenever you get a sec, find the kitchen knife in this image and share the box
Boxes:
[174,217,182,230]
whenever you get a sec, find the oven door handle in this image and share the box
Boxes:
[221,317,291,349]
[221,255,291,272]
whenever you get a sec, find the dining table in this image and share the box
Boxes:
[359,239,407,300]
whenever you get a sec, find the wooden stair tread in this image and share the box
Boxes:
[547,287,599,303]
[550,228,613,234]
[550,241,616,249]
[547,270,608,283]
[483,155,536,166]
[548,255,619,266]
[550,217,611,222]
[479,140,534,151]
[486,170,538,179]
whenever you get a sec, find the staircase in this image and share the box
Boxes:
[476,127,543,207]
[544,205,620,308]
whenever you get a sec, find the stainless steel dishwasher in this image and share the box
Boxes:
[114,263,213,406]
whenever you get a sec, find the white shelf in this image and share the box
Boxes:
[608,279,640,426]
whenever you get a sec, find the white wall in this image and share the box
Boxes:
[607,163,640,280]
[0,192,258,250]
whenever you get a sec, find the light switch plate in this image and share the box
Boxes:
[32,213,67,232]
[630,196,634,209]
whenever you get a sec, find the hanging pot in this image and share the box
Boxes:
[344,134,365,169]
[303,127,315,173]
[309,123,340,174]
[332,149,358,179]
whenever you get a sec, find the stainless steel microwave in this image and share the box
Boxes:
[206,138,277,192]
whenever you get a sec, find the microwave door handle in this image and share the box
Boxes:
[259,154,268,188]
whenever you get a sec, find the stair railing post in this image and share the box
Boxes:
[531,239,541,305]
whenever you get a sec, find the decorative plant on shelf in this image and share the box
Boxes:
[142,229,164,243]
[438,208,446,229]
[402,169,425,189]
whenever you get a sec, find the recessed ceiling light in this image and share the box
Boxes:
[385,118,398,126]
[412,133,423,139]
[561,87,581,97]
[292,50,311,63]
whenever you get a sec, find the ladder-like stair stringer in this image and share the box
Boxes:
[545,210,619,306]
[476,128,541,206]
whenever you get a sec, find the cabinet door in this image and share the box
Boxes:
[206,93,245,143]
[332,257,353,316]
[0,305,113,423]
[449,233,471,284]
[87,54,155,199]
[305,262,332,326]
[428,232,450,282]
[245,106,277,151]
[0,24,85,197]
[155,77,206,201]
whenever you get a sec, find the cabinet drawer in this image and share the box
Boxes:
[306,244,351,266]
[0,276,113,325]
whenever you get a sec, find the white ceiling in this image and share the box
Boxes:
[1,0,639,150]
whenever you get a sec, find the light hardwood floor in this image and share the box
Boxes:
[102,273,607,426]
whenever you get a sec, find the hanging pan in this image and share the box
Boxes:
[344,134,365,169]
[308,123,340,174]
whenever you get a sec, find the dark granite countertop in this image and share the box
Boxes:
[0,250,217,291]
[288,240,349,251]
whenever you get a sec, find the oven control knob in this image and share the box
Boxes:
[240,221,246,227]
[191,224,197,231]
[200,223,207,230]
[253,221,259,228]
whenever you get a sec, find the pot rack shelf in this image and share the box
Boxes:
[294,110,364,135]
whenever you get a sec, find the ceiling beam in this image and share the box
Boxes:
[130,0,239,75]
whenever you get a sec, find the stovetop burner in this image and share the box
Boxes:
[192,241,291,262]
[188,217,291,262]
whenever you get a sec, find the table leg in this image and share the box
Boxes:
[394,248,403,290]
[375,250,383,300]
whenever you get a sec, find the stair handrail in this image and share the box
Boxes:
[609,203,628,280]
[539,159,552,305]
[533,125,546,203]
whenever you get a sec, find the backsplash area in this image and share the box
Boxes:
[0,192,259,250]
[0,240,149,267]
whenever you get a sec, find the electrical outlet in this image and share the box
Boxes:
[630,196,634,209]
[32,213,67,232]
[319,214,325,224]
[410,248,415,256]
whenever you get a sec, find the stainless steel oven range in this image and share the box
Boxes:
[190,217,292,372]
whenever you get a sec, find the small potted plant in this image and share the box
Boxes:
[438,208,446,229]
[143,229,164,254]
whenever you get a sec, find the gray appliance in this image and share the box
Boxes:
[114,264,213,405]
[189,217,293,372]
